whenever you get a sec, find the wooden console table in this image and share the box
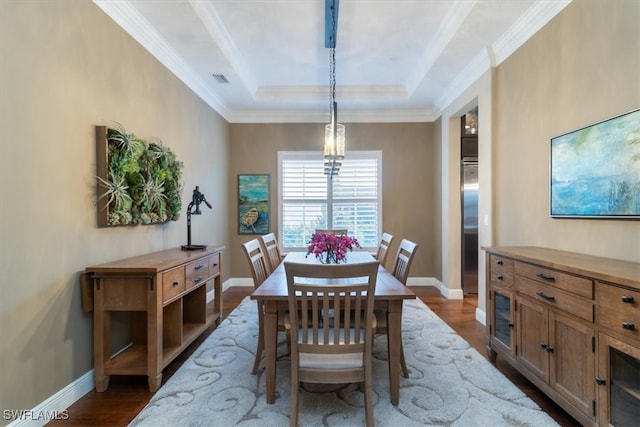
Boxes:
[82,246,225,392]
[483,246,639,426]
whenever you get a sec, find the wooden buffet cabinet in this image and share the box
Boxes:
[82,246,225,392]
[483,246,639,427]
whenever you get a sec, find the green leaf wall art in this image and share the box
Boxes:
[95,124,184,226]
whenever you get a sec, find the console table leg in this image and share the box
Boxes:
[95,375,110,392]
[487,345,497,362]
[148,373,162,392]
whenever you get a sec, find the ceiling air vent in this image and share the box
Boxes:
[210,73,229,83]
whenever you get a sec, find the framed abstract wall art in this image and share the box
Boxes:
[550,108,640,218]
[238,174,270,234]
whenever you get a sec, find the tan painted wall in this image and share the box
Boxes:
[492,0,640,262]
[228,122,438,279]
[0,1,229,414]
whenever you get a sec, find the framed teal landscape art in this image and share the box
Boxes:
[550,108,640,218]
[238,174,270,234]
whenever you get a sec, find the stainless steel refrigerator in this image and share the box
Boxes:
[461,158,478,294]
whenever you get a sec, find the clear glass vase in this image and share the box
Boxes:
[320,248,338,264]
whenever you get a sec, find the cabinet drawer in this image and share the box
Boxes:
[596,282,639,341]
[186,258,209,289]
[490,255,514,287]
[163,267,185,303]
[515,261,593,299]
[208,252,221,276]
[518,277,594,322]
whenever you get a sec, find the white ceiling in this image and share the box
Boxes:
[94,0,571,123]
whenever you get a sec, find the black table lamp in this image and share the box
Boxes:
[181,186,212,251]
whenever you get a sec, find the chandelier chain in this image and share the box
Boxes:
[329,2,337,121]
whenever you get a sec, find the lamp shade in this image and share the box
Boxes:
[323,123,345,160]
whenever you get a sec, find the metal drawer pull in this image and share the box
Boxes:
[540,343,554,352]
[194,277,204,284]
[622,322,635,331]
[508,322,513,328]
[536,291,556,302]
[194,264,205,270]
[497,274,504,280]
[595,377,606,386]
[621,295,635,304]
[497,260,503,265]
[172,281,179,287]
[535,273,556,282]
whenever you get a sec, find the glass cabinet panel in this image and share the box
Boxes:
[490,288,514,356]
[610,347,640,426]
[494,292,512,346]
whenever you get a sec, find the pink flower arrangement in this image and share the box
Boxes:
[306,232,360,264]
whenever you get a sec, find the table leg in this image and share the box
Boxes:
[263,300,278,404]
[387,300,403,406]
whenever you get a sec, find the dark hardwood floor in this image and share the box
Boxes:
[48,286,580,426]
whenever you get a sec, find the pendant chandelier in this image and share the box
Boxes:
[323,0,344,177]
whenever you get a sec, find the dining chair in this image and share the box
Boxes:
[241,239,287,374]
[373,232,394,268]
[260,232,284,274]
[284,261,379,427]
[375,238,419,378]
[314,229,348,236]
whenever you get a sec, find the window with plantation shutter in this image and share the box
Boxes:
[278,151,382,251]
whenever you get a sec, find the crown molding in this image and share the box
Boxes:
[434,49,491,112]
[255,85,408,101]
[492,0,572,65]
[93,0,571,124]
[93,0,230,120]
[228,108,438,124]
[188,0,258,95]
[405,0,477,94]
[433,0,572,114]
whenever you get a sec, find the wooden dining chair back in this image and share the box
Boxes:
[241,239,275,374]
[374,232,394,267]
[260,232,283,274]
[284,261,379,427]
[376,238,418,378]
[314,229,348,236]
[391,239,419,286]
[242,239,270,290]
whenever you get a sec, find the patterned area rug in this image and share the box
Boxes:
[130,297,558,426]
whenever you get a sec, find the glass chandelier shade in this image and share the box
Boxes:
[324,122,345,160]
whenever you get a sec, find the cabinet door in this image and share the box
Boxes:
[549,311,595,420]
[597,332,640,427]
[490,287,515,355]
[517,296,549,382]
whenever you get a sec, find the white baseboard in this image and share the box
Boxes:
[224,278,254,290]
[476,307,486,326]
[406,277,464,300]
[6,370,94,427]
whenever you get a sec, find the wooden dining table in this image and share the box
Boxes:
[250,250,416,406]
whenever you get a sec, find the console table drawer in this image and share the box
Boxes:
[518,277,594,322]
[186,258,209,289]
[209,252,221,276]
[596,282,639,340]
[163,267,185,303]
[489,255,514,287]
[515,261,593,299]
